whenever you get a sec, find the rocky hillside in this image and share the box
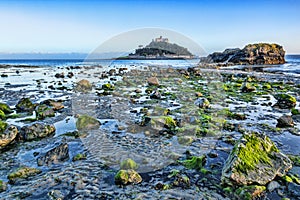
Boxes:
[203,43,285,65]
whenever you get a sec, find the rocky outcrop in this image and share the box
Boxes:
[222,132,292,186]
[37,143,69,166]
[203,43,285,65]
[16,98,37,112]
[18,123,56,141]
[274,93,297,109]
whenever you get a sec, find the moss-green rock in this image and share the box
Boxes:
[180,155,206,170]
[76,115,100,131]
[120,158,138,170]
[0,110,5,120]
[222,132,292,185]
[8,167,41,183]
[36,104,55,119]
[177,136,194,145]
[0,102,13,114]
[115,169,142,185]
[241,82,256,93]
[0,125,18,148]
[0,120,8,133]
[102,83,115,91]
[19,123,55,141]
[72,153,87,161]
[274,93,297,109]
[16,98,37,112]
[291,108,300,115]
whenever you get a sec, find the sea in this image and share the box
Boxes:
[0,55,299,75]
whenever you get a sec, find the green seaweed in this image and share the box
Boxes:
[235,185,266,200]
[0,120,8,133]
[8,167,41,182]
[0,110,5,120]
[180,155,206,170]
[234,133,278,173]
[291,108,300,115]
[120,158,138,170]
[0,103,12,114]
[76,115,100,131]
[72,153,87,161]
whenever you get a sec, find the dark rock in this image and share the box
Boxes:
[194,98,210,108]
[0,102,13,114]
[0,180,6,192]
[37,143,69,166]
[18,123,56,141]
[0,125,18,149]
[288,182,300,197]
[16,98,37,112]
[222,132,292,185]
[204,43,285,65]
[267,181,280,192]
[150,90,161,99]
[241,82,256,93]
[55,73,64,78]
[1,74,8,77]
[277,115,294,128]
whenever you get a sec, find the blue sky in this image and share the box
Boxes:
[0,0,299,55]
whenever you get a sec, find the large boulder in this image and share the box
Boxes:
[37,143,69,166]
[204,43,285,65]
[222,132,292,185]
[0,124,18,149]
[18,123,56,141]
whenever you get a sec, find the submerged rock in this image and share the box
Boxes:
[37,143,69,166]
[222,132,292,185]
[114,169,142,185]
[0,125,18,149]
[277,115,294,128]
[8,167,41,183]
[16,98,37,112]
[0,180,6,192]
[18,123,56,141]
[120,158,138,170]
[274,93,297,109]
[76,115,100,131]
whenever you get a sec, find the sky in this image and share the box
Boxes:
[0,0,299,56]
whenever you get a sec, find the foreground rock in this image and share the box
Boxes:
[222,132,292,185]
[0,124,18,149]
[203,43,285,65]
[114,169,142,185]
[37,143,69,166]
[18,123,56,141]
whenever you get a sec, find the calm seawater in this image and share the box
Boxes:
[0,55,299,74]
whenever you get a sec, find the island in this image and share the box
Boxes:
[118,36,196,60]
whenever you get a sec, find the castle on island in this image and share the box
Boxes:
[125,36,195,60]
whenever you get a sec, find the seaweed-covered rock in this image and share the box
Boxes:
[291,108,300,115]
[222,132,292,185]
[76,115,100,131]
[102,83,115,91]
[277,115,294,128]
[0,110,5,120]
[16,98,37,112]
[0,102,13,114]
[37,143,69,166]
[8,167,41,183]
[0,124,18,149]
[75,79,92,92]
[114,169,142,185]
[140,116,177,134]
[234,185,266,200]
[274,94,297,109]
[194,98,210,108]
[18,123,56,141]
[241,82,256,93]
[36,104,55,119]
[0,180,6,192]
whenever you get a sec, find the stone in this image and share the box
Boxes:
[0,102,13,114]
[0,125,18,149]
[147,77,160,86]
[150,90,161,99]
[37,143,69,166]
[241,82,256,93]
[18,123,56,141]
[221,132,292,185]
[203,43,285,65]
[75,79,92,92]
[277,115,294,128]
[274,94,297,109]
[8,167,41,183]
[41,99,64,111]
[16,98,37,112]
[235,185,266,200]
[120,158,138,170]
[102,83,115,91]
[194,98,210,109]
[36,104,55,119]
[76,115,100,131]
[114,169,142,185]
